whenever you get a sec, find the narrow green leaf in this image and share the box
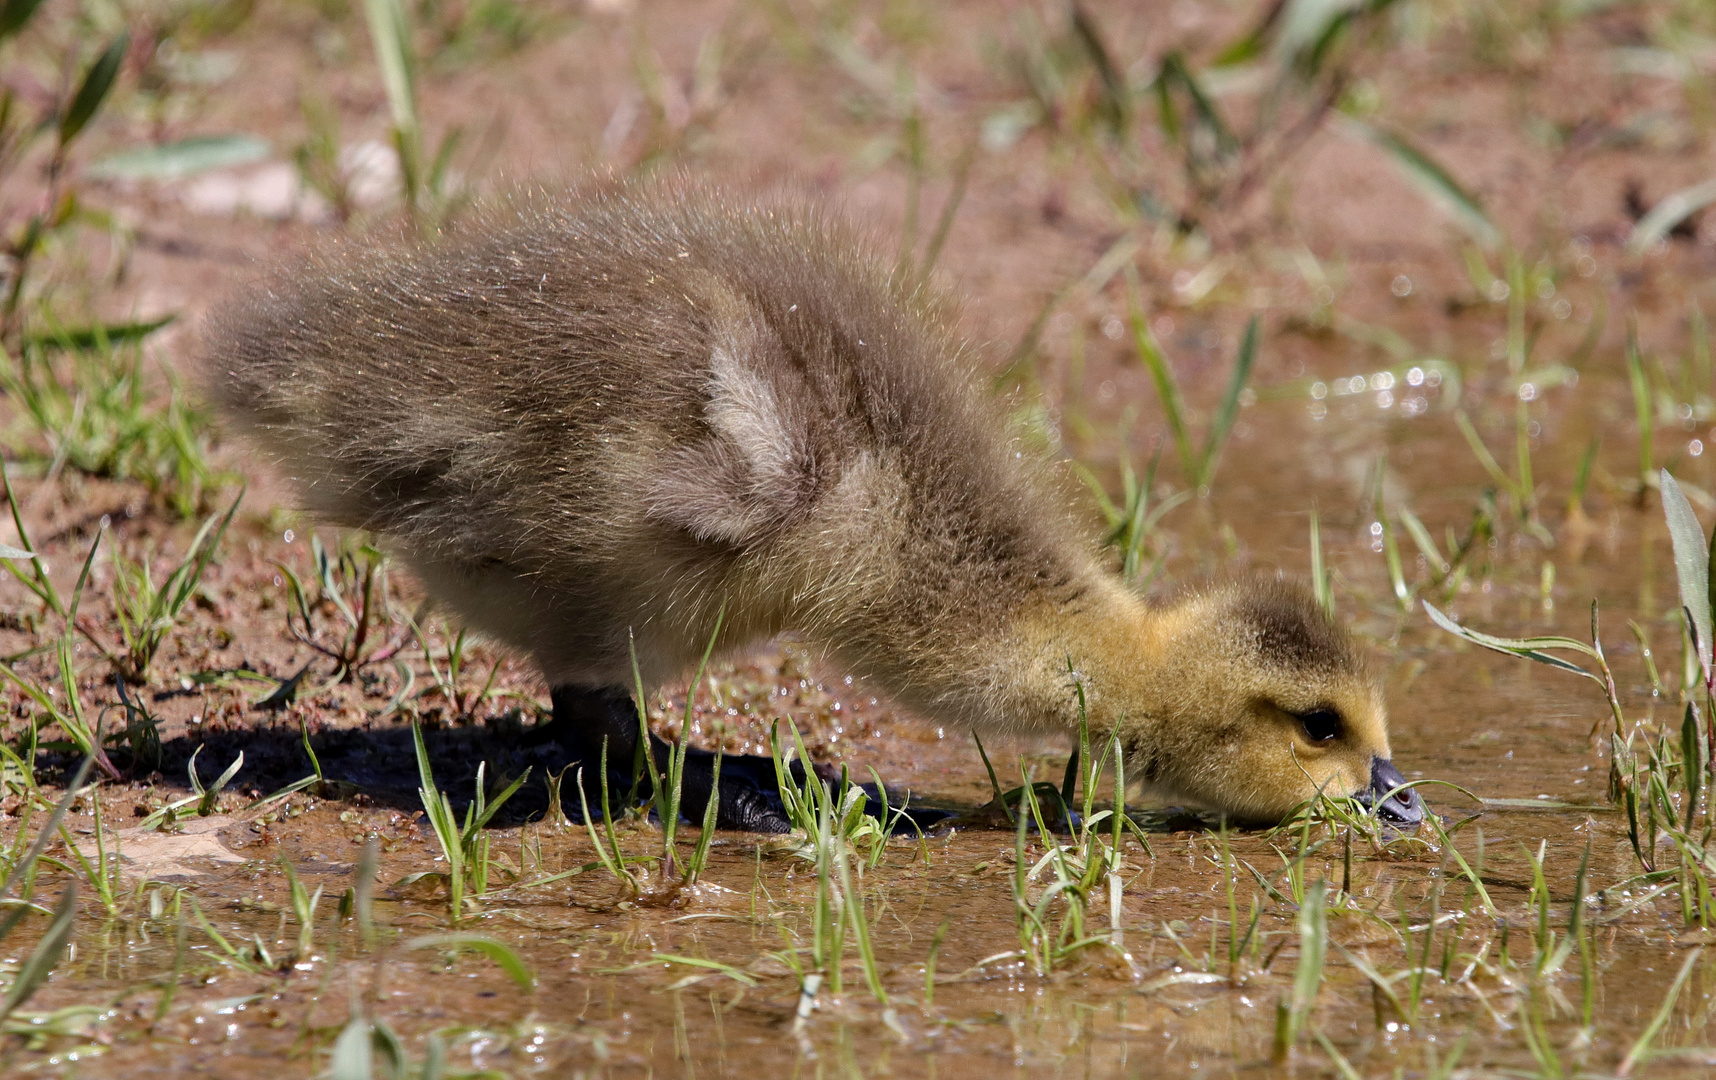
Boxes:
[1627,179,1716,256]
[1311,1026,1365,1080]
[1453,411,1521,500]
[1289,878,1327,1033]
[0,882,76,1023]
[1125,270,1195,485]
[1340,118,1500,248]
[59,33,130,147]
[1619,947,1702,1075]
[1199,316,1258,488]
[197,752,244,816]
[649,952,759,986]
[88,135,270,181]
[361,0,418,135]
[1309,507,1331,616]
[1069,3,1126,138]
[0,0,46,41]
[1629,322,1654,489]
[1158,53,1237,154]
[1660,470,1713,680]
[1422,601,1602,680]
[404,933,535,989]
[1397,506,1449,575]
[327,1014,372,1080]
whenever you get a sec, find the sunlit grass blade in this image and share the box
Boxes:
[1198,316,1258,489]
[0,465,62,617]
[684,750,722,886]
[1629,319,1654,497]
[1453,411,1523,504]
[1660,469,1714,683]
[1124,266,1194,485]
[1626,179,1716,256]
[1618,947,1702,1076]
[0,881,77,1024]
[1274,878,1326,1060]
[1422,600,1602,682]
[1373,458,1409,609]
[1398,506,1449,578]
[1339,118,1499,248]
[403,933,534,989]
[1309,507,1331,615]
[648,953,759,988]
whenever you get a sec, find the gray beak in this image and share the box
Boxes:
[1361,758,1425,825]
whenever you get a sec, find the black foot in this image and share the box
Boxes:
[538,684,949,835]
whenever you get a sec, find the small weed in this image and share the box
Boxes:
[1123,266,1258,492]
[80,495,238,685]
[408,722,529,918]
[278,535,407,683]
[1272,878,1327,1062]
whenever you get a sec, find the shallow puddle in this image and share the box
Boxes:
[11,380,1716,1078]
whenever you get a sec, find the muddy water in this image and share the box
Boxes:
[9,340,1716,1078]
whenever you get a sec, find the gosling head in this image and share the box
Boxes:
[1128,578,1423,826]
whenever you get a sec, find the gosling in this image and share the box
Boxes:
[205,181,1424,832]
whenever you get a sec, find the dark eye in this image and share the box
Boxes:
[1298,709,1342,743]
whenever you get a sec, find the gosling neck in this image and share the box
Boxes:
[982,565,1171,742]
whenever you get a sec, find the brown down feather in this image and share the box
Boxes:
[204,178,1399,822]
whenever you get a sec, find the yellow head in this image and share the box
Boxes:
[1116,579,1421,824]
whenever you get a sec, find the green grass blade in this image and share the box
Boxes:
[1398,506,1449,576]
[196,751,244,816]
[361,0,418,137]
[649,953,759,986]
[1198,316,1258,489]
[404,933,535,989]
[1422,601,1601,678]
[1311,1026,1363,1080]
[0,881,77,1023]
[0,0,48,40]
[1453,411,1521,500]
[1291,878,1327,1020]
[1340,118,1499,248]
[1628,320,1654,492]
[59,32,129,147]
[1627,179,1716,256]
[1619,946,1702,1076]
[1660,469,1714,680]
[1309,507,1331,615]
[973,733,1014,826]
[327,1014,372,1080]
[1125,269,1195,484]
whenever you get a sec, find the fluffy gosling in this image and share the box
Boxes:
[205,181,1423,831]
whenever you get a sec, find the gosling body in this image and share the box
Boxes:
[207,182,1421,829]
